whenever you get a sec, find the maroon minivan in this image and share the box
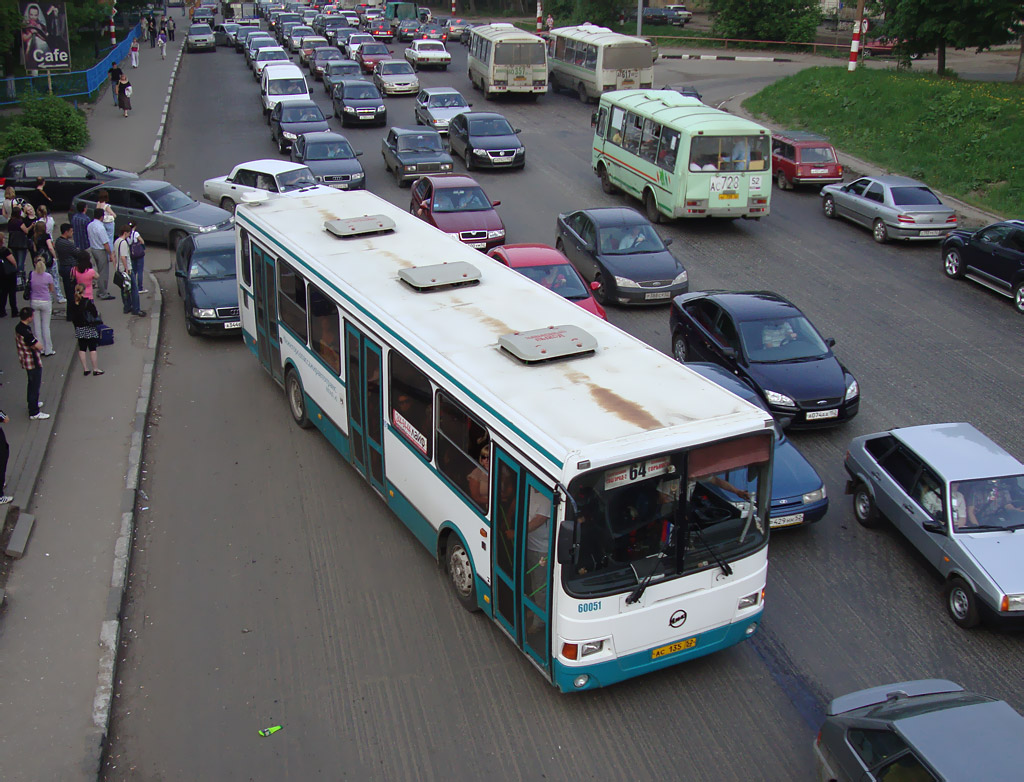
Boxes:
[771,130,843,190]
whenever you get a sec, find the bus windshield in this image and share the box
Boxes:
[560,436,770,598]
[688,135,769,172]
[603,44,650,70]
[494,41,545,65]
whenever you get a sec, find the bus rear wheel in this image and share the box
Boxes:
[577,82,589,103]
[286,369,313,429]
[446,536,480,612]
[643,189,663,224]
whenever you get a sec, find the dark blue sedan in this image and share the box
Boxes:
[175,231,240,337]
[669,291,859,427]
[686,363,828,528]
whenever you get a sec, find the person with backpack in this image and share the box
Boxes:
[113,223,145,317]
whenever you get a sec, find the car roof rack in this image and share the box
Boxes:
[499,325,597,364]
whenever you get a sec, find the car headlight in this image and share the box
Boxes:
[192,307,216,318]
[447,232,461,239]
[403,164,417,172]
[672,270,688,285]
[845,377,859,401]
[514,147,524,156]
[282,131,297,140]
[487,229,504,239]
[764,389,797,408]
[198,224,218,233]
[613,275,639,288]
[433,118,447,126]
[440,163,452,171]
[375,106,386,113]
[344,106,356,113]
[1004,594,1024,612]
[802,487,827,504]
[352,172,364,179]
[470,148,483,156]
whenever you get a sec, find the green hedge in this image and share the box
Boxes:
[743,67,1023,218]
[0,93,90,159]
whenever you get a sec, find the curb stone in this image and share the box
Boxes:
[141,44,184,173]
[86,273,162,775]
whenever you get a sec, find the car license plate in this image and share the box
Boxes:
[468,242,487,249]
[806,409,838,421]
[357,115,374,120]
[223,321,242,329]
[770,513,805,528]
[920,229,943,237]
[651,636,698,659]
[811,168,829,174]
[644,291,671,300]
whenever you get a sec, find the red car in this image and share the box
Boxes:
[410,174,505,251]
[771,130,843,190]
[488,244,607,320]
[356,41,392,73]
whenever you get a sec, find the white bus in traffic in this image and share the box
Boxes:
[547,24,654,102]
[466,23,547,98]
[235,189,774,691]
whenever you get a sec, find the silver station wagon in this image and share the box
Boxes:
[821,174,957,243]
[845,422,1024,628]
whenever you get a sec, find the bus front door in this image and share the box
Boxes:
[252,248,282,383]
[344,323,386,495]
[492,450,554,674]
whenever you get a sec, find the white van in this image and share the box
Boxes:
[260,63,309,117]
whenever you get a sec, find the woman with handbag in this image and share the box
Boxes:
[28,257,56,356]
[68,284,103,376]
[117,74,133,118]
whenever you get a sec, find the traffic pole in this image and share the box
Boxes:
[848,0,866,71]
[536,0,542,33]
[450,0,455,19]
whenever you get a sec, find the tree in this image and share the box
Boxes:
[708,0,821,44]
[877,0,1024,76]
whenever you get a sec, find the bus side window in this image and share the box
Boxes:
[658,128,680,172]
[554,36,565,60]
[595,107,609,139]
[389,352,433,460]
[639,118,661,163]
[584,44,597,70]
[622,112,642,155]
[308,282,341,375]
[277,259,309,343]
[609,106,625,145]
[240,228,252,287]
[436,391,490,513]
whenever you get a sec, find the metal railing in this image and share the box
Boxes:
[648,34,850,57]
[0,24,142,107]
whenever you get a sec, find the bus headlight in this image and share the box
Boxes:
[580,640,605,657]
[802,487,827,504]
[764,389,797,409]
[192,307,216,319]
[613,275,639,288]
[738,591,760,610]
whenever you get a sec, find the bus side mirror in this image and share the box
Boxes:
[591,112,598,127]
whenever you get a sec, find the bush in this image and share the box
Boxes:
[709,0,821,43]
[20,93,90,152]
[0,121,49,159]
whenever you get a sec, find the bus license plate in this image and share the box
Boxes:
[223,321,242,329]
[806,409,838,420]
[718,193,738,200]
[652,637,698,659]
[770,513,804,528]
[645,291,671,300]
[710,175,740,193]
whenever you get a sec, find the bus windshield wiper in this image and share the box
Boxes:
[689,522,733,577]
[625,549,667,605]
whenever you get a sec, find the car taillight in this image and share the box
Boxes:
[0,177,5,187]
[897,214,916,224]
[837,164,843,175]
[946,215,958,223]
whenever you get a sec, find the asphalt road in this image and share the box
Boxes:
[103,35,1024,781]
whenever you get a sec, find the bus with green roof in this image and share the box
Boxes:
[591,89,772,222]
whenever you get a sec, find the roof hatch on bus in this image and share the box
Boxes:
[398,261,481,292]
[499,325,597,364]
[324,214,396,238]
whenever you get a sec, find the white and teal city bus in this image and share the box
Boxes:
[235,189,774,691]
[547,24,654,102]
[467,23,547,98]
[592,89,772,222]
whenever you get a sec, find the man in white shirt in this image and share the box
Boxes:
[86,208,116,300]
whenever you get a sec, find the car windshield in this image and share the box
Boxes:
[305,139,355,160]
[688,135,770,173]
[189,24,212,34]
[950,476,1024,532]
[799,146,836,164]
[519,263,589,299]
[268,78,306,95]
[597,224,667,255]
[381,62,414,75]
[560,438,770,598]
[433,186,491,212]
[428,92,467,108]
[738,315,830,363]
[890,186,943,206]
[73,155,109,174]
[281,105,325,122]
[276,166,317,190]
[189,249,236,280]
[362,43,388,55]
[468,118,514,137]
[149,186,193,212]
[345,84,380,100]
[326,62,359,75]
[397,133,443,152]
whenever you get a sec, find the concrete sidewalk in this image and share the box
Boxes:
[0,31,182,782]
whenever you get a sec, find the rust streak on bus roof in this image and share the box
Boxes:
[588,384,663,430]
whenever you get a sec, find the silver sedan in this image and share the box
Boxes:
[821,174,957,243]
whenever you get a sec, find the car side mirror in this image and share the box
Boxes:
[663,237,673,246]
[825,337,836,348]
[174,269,185,278]
[355,150,363,156]
[590,280,600,291]
[923,519,946,534]
[722,347,738,360]
[143,206,155,213]
[86,172,96,180]
[514,128,522,134]
[491,200,501,207]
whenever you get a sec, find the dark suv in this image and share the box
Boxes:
[941,219,1024,313]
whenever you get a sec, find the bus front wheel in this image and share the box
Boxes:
[286,369,313,429]
[446,536,480,612]
[598,164,618,194]
[643,189,663,224]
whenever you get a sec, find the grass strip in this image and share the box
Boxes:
[744,66,1023,217]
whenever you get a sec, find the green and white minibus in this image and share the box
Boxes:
[467,23,547,98]
[547,24,654,103]
[235,188,775,692]
[592,89,772,222]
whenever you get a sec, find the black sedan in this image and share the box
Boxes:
[331,79,387,127]
[669,291,859,427]
[555,207,687,305]
[2,151,137,209]
[175,230,241,337]
[269,99,330,153]
[447,111,525,171]
[381,127,453,187]
[322,60,365,95]
[290,131,366,190]
[941,219,1024,314]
